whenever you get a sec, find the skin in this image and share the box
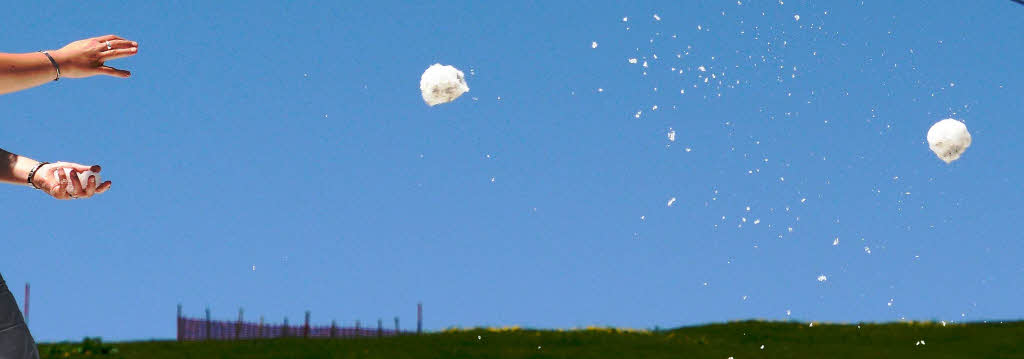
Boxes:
[0,34,138,200]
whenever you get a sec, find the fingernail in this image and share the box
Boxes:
[132,42,138,46]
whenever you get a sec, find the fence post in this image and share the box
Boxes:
[355,320,360,337]
[417,302,422,335]
[236,308,244,340]
[304,311,311,339]
[258,316,264,338]
[23,283,29,326]
[176,304,183,342]
[205,308,212,341]
[330,320,336,338]
[283,317,289,338]
[377,319,383,338]
[394,317,400,335]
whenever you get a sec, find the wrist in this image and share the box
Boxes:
[46,49,66,79]
[26,161,48,189]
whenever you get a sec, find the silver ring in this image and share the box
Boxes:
[105,41,112,50]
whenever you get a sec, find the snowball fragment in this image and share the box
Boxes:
[591,41,598,49]
[926,119,971,163]
[794,14,800,21]
[667,129,676,142]
[817,275,827,282]
[420,63,470,106]
[667,197,677,207]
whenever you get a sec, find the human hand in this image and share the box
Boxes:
[50,35,138,79]
[32,162,112,200]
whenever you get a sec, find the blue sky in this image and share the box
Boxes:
[1,1,1022,342]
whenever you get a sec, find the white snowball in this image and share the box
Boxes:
[55,168,101,187]
[420,63,469,106]
[926,119,971,163]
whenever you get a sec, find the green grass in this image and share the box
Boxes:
[40,320,1024,359]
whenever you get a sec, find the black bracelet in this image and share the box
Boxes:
[27,162,48,189]
[39,51,60,81]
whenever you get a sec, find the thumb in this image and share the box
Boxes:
[97,65,131,78]
[55,162,94,173]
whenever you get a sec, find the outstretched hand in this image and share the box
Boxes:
[32,162,111,200]
[51,35,138,78]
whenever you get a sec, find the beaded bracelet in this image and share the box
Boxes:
[27,162,48,189]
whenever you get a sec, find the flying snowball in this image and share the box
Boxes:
[926,119,971,163]
[420,63,469,106]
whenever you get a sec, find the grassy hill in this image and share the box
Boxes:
[39,320,1024,359]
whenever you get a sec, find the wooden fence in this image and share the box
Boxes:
[176,303,423,341]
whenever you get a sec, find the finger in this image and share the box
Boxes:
[95,34,126,42]
[84,175,97,197]
[47,178,69,200]
[95,181,112,194]
[55,168,69,193]
[48,183,65,199]
[68,170,84,196]
[105,40,138,50]
[100,47,138,61]
[96,65,131,78]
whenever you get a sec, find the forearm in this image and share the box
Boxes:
[0,148,40,186]
[0,52,58,95]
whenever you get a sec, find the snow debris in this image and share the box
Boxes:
[817,275,827,282]
[667,197,677,207]
[667,129,676,142]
